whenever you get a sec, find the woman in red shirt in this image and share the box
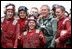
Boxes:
[17,6,28,48]
[19,15,46,48]
[1,3,18,48]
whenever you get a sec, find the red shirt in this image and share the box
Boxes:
[1,18,19,48]
[56,16,71,48]
[20,29,46,48]
[18,18,27,34]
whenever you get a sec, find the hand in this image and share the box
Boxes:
[39,34,43,38]
[60,30,67,36]
[18,35,21,39]
[38,15,43,19]
[55,38,59,43]
[39,34,44,40]
[14,46,17,48]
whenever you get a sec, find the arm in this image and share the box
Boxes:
[39,31,46,47]
[50,19,57,48]
[58,20,71,42]
[52,18,57,36]
[14,24,20,48]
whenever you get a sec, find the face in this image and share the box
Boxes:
[40,6,49,17]
[6,9,14,19]
[55,8,64,19]
[28,20,36,30]
[19,11,26,18]
[30,8,38,16]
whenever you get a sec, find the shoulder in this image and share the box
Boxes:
[63,17,70,24]
[12,19,18,25]
[50,18,57,23]
[1,16,5,23]
[51,18,57,21]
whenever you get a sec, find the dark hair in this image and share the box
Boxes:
[18,6,28,17]
[56,5,65,12]
[65,11,69,16]
[52,4,61,17]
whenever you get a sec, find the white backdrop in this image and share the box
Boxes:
[1,1,71,17]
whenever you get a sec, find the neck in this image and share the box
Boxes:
[43,14,49,19]
[6,17,14,21]
[44,16,47,18]
[29,29,35,32]
[20,18,26,20]
[60,15,65,19]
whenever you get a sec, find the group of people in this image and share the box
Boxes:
[1,3,71,48]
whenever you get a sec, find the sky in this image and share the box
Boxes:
[1,1,71,17]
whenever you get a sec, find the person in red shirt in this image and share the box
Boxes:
[55,5,71,48]
[17,6,28,48]
[1,3,19,48]
[18,6,28,34]
[18,15,46,48]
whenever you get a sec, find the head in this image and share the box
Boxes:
[30,7,39,17]
[28,20,36,30]
[40,5,50,17]
[52,4,60,17]
[55,5,65,19]
[18,6,28,19]
[27,15,37,30]
[4,3,15,19]
[52,4,60,11]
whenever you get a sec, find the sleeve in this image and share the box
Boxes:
[39,31,46,47]
[52,18,57,35]
[58,20,71,42]
[50,19,57,48]
[1,22,7,32]
[14,24,20,48]
[20,34,23,47]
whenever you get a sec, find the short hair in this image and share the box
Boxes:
[41,5,50,12]
[31,7,38,10]
[52,4,60,12]
[56,5,65,12]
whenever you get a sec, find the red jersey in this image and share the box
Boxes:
[17,18,27,48]
[18,18,27,34]
[20,29,46,48]
[56,16,71,48]
[1,18,19,48]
